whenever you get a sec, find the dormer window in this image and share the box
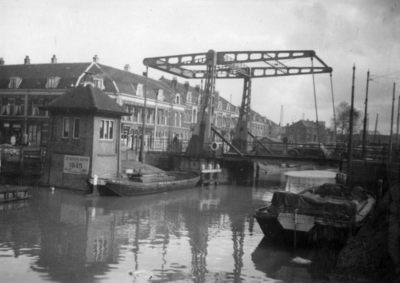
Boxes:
[9,77,22,89]
[187,92,192,103]
[218,100,222,109]
[137,84,143,97]
[175,93,180,104]
[226,104,230,111]
[46,77,60,89]
[157,89,164,102]
[93,78,104,90]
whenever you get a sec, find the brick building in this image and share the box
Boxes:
[0,55,279,153]
[41,81,128,189]
[284,119,329,144]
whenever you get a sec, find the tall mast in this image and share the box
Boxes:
[389,83,396,163]
[347,65,356,186]
[362,70,370,159]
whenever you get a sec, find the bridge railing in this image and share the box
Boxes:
[132,136,394,162]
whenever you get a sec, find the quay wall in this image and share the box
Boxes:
[334,184,400,282]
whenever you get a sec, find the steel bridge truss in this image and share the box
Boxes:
[143,50,332,156]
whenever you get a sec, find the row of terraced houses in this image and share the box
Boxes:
[0,55,285,152]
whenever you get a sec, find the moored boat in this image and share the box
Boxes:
[254,183,377,245]
[103,170,200,197]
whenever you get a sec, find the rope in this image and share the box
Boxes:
[311,57,321,146]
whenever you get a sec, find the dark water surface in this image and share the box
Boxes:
[0,170,373,283]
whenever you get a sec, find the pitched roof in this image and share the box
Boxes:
[289,119,318,128]
[42,84,128,116]
[96,64,175,101]
[0,63,91,89]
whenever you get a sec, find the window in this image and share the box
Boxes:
[46,77,60,88]
[157,109,164,125]
[174,112,178,126]
[14,98,24,115]
[9,77,22,89]
[227,104,230,112]
[1,98,13,115]
[137,84,143,96]
[62,117,70,138]
[31,99,40,116]
[100,119,114,140]
[73,118,80,139]
[175,94,180,104]
[218,100,222,109]
[93,78,104,89]
[187,92,192,103]
[192,109,197,123]
[146,108,155,124]
[165,110,169,125]
[137,107,142,122]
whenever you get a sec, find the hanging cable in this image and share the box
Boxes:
[330,73,337,142]
[311,57,321,147]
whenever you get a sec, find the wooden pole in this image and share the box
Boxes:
[330,73,338,143]
[396,95,400,150]
[389,83,396,163]
[362,70,370,159]
[347,65,356,186]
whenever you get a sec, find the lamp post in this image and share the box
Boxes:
[139,65,149,163]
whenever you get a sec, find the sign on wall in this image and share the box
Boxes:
[63,155,90,175]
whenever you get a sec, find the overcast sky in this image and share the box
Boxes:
[1,0,399,134]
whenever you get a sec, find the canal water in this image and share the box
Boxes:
[0,169,373,283]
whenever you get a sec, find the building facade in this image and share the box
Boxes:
[284,119,329,144]
[0,55,279,152]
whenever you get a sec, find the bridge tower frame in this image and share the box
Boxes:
[143,50,332,156]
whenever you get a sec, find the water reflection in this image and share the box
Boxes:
[0,168,373,283]
[252,237,340,282]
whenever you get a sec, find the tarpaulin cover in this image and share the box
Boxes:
[271,184,367,221]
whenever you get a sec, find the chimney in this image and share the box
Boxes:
[93,55,99,63]
[195,84,200,93]
[124,64,131,72]
[172,76,177,89]
[24,56,30,65]
[184,81,190,92]
[0,58,4,65]
[51,55,57,64]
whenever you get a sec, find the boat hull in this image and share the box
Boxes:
[105,171,200,197]
[254,184,376,245]
[254,210,355,245]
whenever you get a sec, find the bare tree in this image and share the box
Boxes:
[333,101,363,140]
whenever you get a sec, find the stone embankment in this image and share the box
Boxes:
[334,184,400,283]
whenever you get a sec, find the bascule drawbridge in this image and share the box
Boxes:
[143,50,332,158]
